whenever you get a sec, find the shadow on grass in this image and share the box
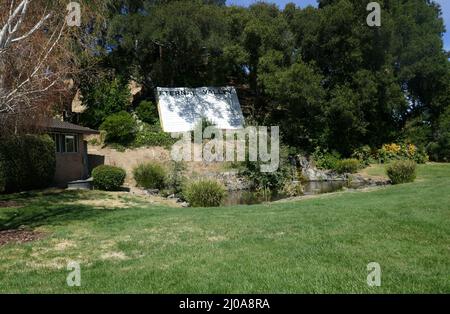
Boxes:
[0,190,117,231]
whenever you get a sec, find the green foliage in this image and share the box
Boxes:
[311,147,341,170]
[0,135,56,193]
[107,1,230,87]
[240,145,292,192]
[80,76,131,129]
[427,107,450,162]
[334,159,361,174]
[281,181,304,197]
[259,59,326,148]
[133,123,175,148]
[133,162,167,190]
[166,161,187,195]
[410,148,430,165]
[27,135,57,188]
[377,143,429,164]
[192,117,217,140]
[100,111,137,145]
[242,161,287,193]
[402,116,433,151]
[98,0,449,156]
[92,165,126,191]
[386,160,417,185]
[88,137,101,146]
[182,179,227,207]
[136,100,159,125]
[427,142,450,163]
[351,146,374,166]
[0,167,4,193]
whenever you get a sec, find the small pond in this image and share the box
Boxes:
[222,180,368,206]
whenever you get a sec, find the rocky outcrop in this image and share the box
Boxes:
[297,155,390,185]
[297,155,345,181]
[347,174,390,186]
[203,170,251,191]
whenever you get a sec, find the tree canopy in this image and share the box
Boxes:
[80,0,450,160]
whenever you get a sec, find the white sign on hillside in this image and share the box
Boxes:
[156,87,245,132]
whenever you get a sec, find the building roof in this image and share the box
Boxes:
[44,119,99,134]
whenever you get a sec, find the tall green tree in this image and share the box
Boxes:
[84,0,450,159]
[79,75,131,128]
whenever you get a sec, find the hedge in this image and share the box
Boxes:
[92,165,126,191]
[100,111,137,145]
[0,135,56,193]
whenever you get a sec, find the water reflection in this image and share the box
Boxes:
[223,180,367,206]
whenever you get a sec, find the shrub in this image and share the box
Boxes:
[386,160,417,184]
[240,145,292,192]
[0,135,56,193]
[281,181,304,197]
[311,147,341,170]
[92,165,126,191]
[427,141,449,162]
[183,179,227,207]
[133,123,175,148]
[334,158,360,174]
[79,76,131,128]
[242,160,287,192]
[0,165,5,193]
[166,161,186,194]
[136,100,159,125]
[26,135,57,187]
[351,145,374,166]
[88,137,101,146]
[430,107,450,161]
[100,111,137,145]
[409,145,429,164]
[191,117,217,141]
[195,117,216,133]
[133,162,167,189]
[377,143,428,164]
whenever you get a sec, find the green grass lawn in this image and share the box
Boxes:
[358,163,389,178]
[0,164,449,293]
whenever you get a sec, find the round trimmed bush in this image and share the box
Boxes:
[386,160,417,184]
[100,111,137,145]
[334,158,360,174]
[133,162,166,189]
[92,165,126,191]
[182,179,227,207]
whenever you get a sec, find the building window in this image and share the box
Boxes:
[65,135,76,153]
[51,133,78,153]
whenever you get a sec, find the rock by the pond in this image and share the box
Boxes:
[145,189,159,195]
[166,194,182,202]
[296,155,390,185]
[180,202,189,208]
[202,170,251,191]
[349,174,390,186]
[297,155,346,181]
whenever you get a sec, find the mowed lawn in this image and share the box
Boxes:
[0,164,449,293]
